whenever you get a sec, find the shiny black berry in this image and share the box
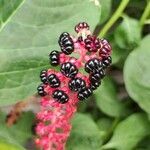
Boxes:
[59,32,69,40]
[102,56,112,68]
[52,90,69,104]
[37,84,47,97]
[58,32,74,55]
[69,77,86,92]
[40,70,48,84]
[77,88,93,101]
[61,62,78,78]
[89,72,102,90]
[85,58,103,73]
[90,81,101,90]
[99,69,105,79]
[49,50,60,66]
[48,74,60,88]
[89,72,101,83]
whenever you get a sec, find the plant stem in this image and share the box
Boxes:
[139,1,150,26]
[102,118,120,144]
[144,19,150,24]
[99,0,130,38]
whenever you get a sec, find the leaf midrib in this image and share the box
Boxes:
[0,0,26,32]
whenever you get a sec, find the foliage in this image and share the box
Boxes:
[0,0,150,149]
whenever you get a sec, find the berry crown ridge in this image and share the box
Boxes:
[37,22,112,103]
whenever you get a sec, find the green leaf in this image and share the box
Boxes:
[110,36,127,65]
[114,15,141,50]
[0,0,24,29]
[124,35,150,115]
[0,0,101,106]
[102,113,150,150]
[0,111,34,149]
[95,77,129,117]
[97,118,113,138]
[136,136,150,150]
[8,111,35,144]
[99,0,112,24]
[0,140,24,150]
[111,44,124,64]
[67,113,102,150]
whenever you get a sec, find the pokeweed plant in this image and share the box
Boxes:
[0,0,150,150]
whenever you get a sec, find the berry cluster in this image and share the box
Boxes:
[36,22,112,150]
[37,22,112,103]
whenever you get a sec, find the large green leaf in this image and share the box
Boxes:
[0,140,24,150]
[67,113,102,150]
[124,35,150,115]
[0,0,101,106]
[0,0,23,29]
[114,15,141,50]
[136,136,150,150]
[102,113,150,150]
[0,111,34,149]
[97,117,113,138]
[99,0,112,24]
[95,77,130,117]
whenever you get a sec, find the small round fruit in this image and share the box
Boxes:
[49,50,60,66]
[37,84,47,97]
[52,90,69,104]
[85,58,103,73]
[90,81,101,90]
[40,70,48,84]
[48,74,60,88]
[58,32,74,55]
[102,56,112,68]
[75,22,89,33]
[99,39,112,58]
[61,62,78,78]
[77,88,93,101]
[69,77,86,92]
[84,35,100,52]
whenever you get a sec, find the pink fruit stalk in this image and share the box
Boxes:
[35,22,112,150]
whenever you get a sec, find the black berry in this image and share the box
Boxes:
[69,77,86,92]
[102,56,112,68]
[85,58,103,73]
[99,69,105,79]
[49,50,60,66]
[52,90,69,104]
[90,81,101,90]
[37,84,47,97]
[59,32,69,40]
[40,70,48,84]
[77,88,93,101]
[58,32,74,55]
[89,72,102,90]
[61,62,78,78]
[89,72,101,83]
[48,74,60,88]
